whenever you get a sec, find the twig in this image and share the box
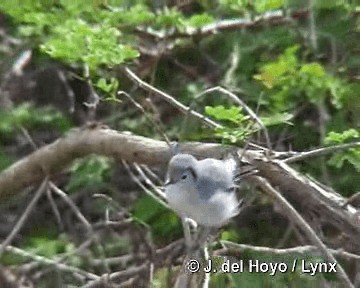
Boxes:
[121,67,220,128]
[122,160,169,208]
[284,142,360,163]
[118,91,171,146]
[50,182,92,230]
[195,86,272,150]
[81,263,148,288]
[91,254,135,266]
[49,182,111,274]
[135,9,310,40]
[139,164,164,186]
[0,177,48,258]
[132,162,166,201]
[253,176,354,288]
[4,245,98,280]
[46,186,64,230]
[218,241,360,261]
[33,237,96,281]
[308,0,318,52]
[92,193,123,211]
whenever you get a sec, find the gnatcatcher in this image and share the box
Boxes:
[165,154,239,227]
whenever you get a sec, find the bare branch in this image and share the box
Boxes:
[252,176,354,288]
[218,241,360,261]
[50,182,92,230]
[118,90,171,146]
[245,156,360,251]
[284,142,360,163]
[0,177,48,258]
[122,160,168,207]
[82,239,185,288]
[121,67,221,128]
[0,126,230,201]
[4,245,99,281]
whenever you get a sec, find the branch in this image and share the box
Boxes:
[136,9,310,40]
[217,242,360,261]
[284,142,360,163]
[5,245,99,281]
[252,176,354,288]
[0,177,48,258]
[195,86,272,149]
[246,156,360,252]
[121,67,220,128]
[0,125,231,201]
[82,239,185,288]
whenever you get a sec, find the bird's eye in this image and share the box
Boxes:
[181,174,187,180]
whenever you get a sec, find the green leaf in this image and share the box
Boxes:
[132,195,181,240]
[255,0,285,13]
[205,105,245,123]
[300,63,326,77]
[154,7,184,29]
[96,77,119,94]
[186,13,214,28]
[41,19,139,70]
[325,129,360,171]
[261,112,293,126]
[325,129,359,144]
[328,149,360,172]
[255,45,299,89]
[66,155,112,192]
[213,126,253,144]
[0,103,71,137]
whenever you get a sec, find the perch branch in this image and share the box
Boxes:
[0,126,232,201]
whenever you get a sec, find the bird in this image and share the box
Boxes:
[164,154,239,227]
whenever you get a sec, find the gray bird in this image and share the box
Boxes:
[165,154,239,227]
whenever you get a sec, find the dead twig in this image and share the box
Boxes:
[121,67,220,128]
[4,245,99,281]
[0,177,48,258]
[218,241,360,261]
[284,142,360,163]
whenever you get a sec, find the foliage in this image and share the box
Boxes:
[325,129,360,172]
[254,45,350,111]
[41,20,139,71]
[132,195,182,242]
[2,234,78,266]
[66,155,112,192]
[0,103,71,139]
[205,105,253,143]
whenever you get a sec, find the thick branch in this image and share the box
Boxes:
[0,126,231,201]
[247,158,360,253]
